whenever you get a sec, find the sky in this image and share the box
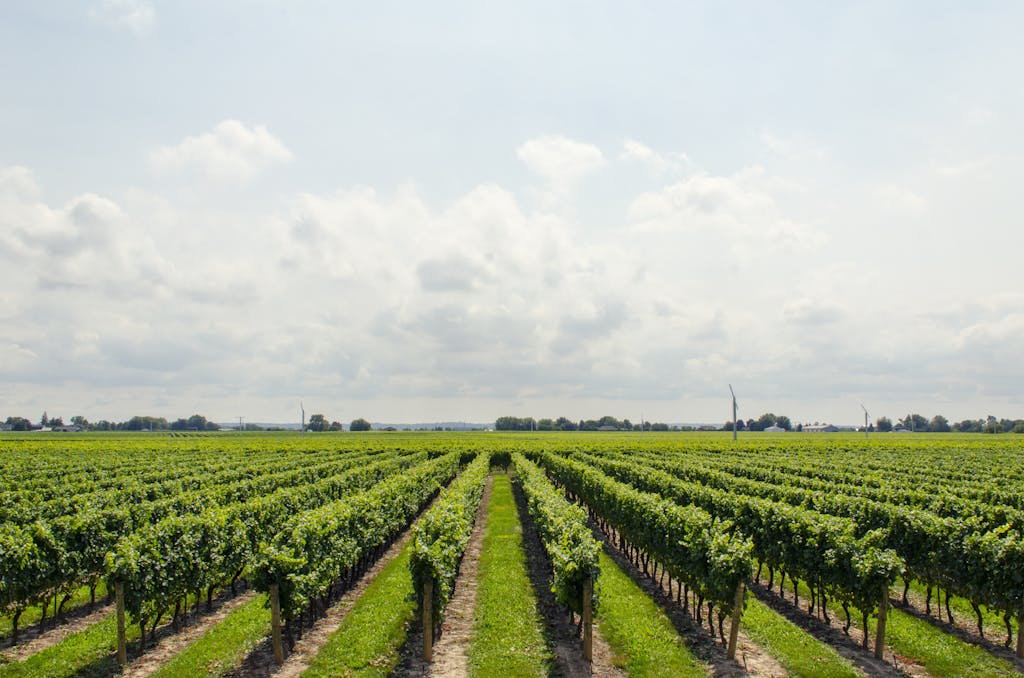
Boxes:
[2,1,1023,426]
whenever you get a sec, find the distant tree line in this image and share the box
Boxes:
[495,415,682,432]
[723,413,794,432]
[874,414,1024,434]
[1,413,220,431]
[304,414,372,432]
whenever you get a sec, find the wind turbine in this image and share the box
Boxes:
[729,384,739,441]
[861,404,869,439]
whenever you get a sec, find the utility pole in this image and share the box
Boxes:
[729,385,739,441]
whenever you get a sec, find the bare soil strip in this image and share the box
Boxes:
[747,582,915,677]
[123,591,258,678]
[1,601,114,662]
[392,475,494,677]
[510,478,625,678]
[424,475,494,678]
[592,522,784,678]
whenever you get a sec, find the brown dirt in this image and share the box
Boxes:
[511,477,626,678]
[122,591,258,678]
[0,601,115,663]
[594,522,784,678]
[747,581,917,677]
[426,475,494,678]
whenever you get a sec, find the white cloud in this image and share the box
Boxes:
[621,139,693,176]
[90,0,155,35]
[626,167,825,255]
[874,184,926,214]
[151,120,293,183]
[516,135,605,191]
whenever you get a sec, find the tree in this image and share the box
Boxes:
[40,412,48,427]
[928,415,950,433]
[555,417,577,431]
[875,416,893,432]
[900,413,928,432]
[349,418,372,432]
[306,414,328,432]
[775,415,792,431]
[70,416,90,429]
[49,416,64,428]
[4,416,31,431]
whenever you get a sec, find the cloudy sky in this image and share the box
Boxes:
[2,2,1023,426]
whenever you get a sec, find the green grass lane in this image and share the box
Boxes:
[871,607,1019,677]
[740,593,863,678]
[0,582,109,641]
[0,609,139,678]
[594,550,707,677]
[897,578,1019,642]
[770,573,1019,677]
[301,542,417,677]
[151,593,269,678]
[469,474,552,678]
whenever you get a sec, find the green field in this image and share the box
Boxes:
[1,431,1022,676]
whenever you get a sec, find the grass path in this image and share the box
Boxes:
[469,474,552,677]
[148,593,268,678]
[760,571,1021,677]
[0,609,138,678]
[740,593,864,678]
[593,549,708,677]
[0,582,109,645]
[300,542,417,677]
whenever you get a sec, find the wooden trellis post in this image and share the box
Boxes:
[115,582,127,667]
[1016,611,1022,658]
[422,577,434,661]
[270,584,284,663]
[727,581,744,660]
[875,583,888,660]
[583,578,593,661]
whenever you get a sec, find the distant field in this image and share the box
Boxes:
[1,431,1021,676]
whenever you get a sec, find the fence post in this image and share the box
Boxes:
[115,582,127,667]
[727,581,744,659]
[1016,611,1022,658]
[270,584,284,663]
[875,583,888,660]
[583,578,593,661]
[423,576,434,662]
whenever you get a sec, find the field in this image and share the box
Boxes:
[1,431,1022,677]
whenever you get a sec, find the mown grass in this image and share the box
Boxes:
[594,549,707,677]
[151,593,269,677]
[0,581,109,641]
[469,474,552,677]
[767,573,1019,677]
[302,542,417,677]
[740,592,863,678]
[0,610,138,678]
[870,606,1018,677]
[898,577,1019,642]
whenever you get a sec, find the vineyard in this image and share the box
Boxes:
[0,431,1022,677]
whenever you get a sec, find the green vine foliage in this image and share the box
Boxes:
[512,453,600,614]
[536,451,753,614]
[251,452,461,623]
[409,452,491,626]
